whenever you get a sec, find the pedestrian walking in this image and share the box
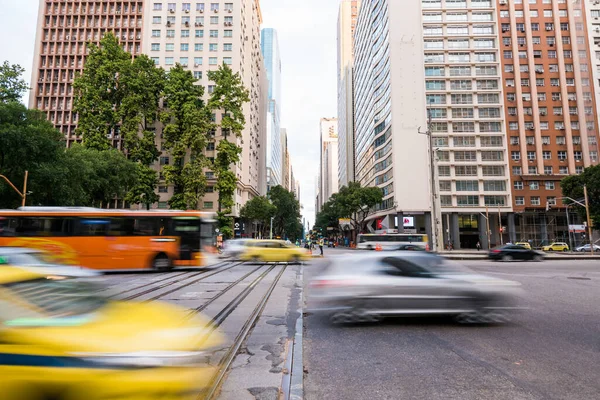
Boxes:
[318,238,324,256]
[476,241,481,251]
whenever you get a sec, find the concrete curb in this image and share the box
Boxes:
[289,268,304,400]
[441,254,600,261]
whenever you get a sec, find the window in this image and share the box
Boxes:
[209,29,218,37]
[438,166,451,176]
[210,16,218,24]
[158,186,168,193]
[457,195,479,206]
[181,43,189,51]
[481,151,503,161]
[195,29,204,37]
[514,181,524,190]
[455,166,478,176]
[151,43,160,51]
[515,197,525,206]
[510,137,519,145]
[439,181,451,192]
[453,122,475,132]
[224,30,233,37]
[209,43,218,51]
[195,43,204,51]
[165,57,174,65]
[527,151,536,160]
[543,166,553,175]
[223,57,232,65]
[160,156,170,165]
[152,30,161,38]
[556,136,566,145]
[529,181,539,190]
[179,57,188,66]
[454,150,477,161]
[531,197,541,206]
[453,136,475,147]
[511,151,521,161]
[481,136,503,147]
[153,16,162,24]
[181,30,190,37]
[166,43,175,51]
[452,108,473,118]
[483,181,506,191]
[484,196,506,206]
[203,201,214,209]
[194,57,203,65]
[482,166,504,176]
[223,43,232,51]
[513,166,522,176]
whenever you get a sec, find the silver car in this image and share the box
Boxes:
[0,247,98,278]
[221,239,255,259]
[309,253,521,324]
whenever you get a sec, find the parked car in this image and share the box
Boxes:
[488,244,544,262]
[542,242,569,252]
[221,239,255,259]
[574,244,600,252]
[0,267,223,400]
[0,247,98,278]
[396,243,427,251]
[515,242,532,250]
[240,240,310,263]
[309,253,522,324]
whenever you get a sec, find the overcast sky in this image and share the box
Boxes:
[0,0,339,226]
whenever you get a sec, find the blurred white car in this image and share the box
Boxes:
[309,252,522,324]
[221,239,255,259]
[575,244,600,252]
[0,247,98,278]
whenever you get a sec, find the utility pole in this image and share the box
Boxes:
[584,185,593,255]
[498,206,503,245]
[418,104,443,252]
[270,217,274,240]
[486,206,491,249]
[0,170,29,207]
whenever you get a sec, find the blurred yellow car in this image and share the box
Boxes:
[0,267,222,400]
[542,242,569,252]
[240,240,310,263]
[515,242,532,250]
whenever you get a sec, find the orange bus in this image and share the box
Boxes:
[0,207,218,271]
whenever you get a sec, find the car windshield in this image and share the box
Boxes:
[414,256,472,275]
[2,279,107,321]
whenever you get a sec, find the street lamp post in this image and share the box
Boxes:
[0,171,28,207]
[270,216,274,240]
[419,105,443,252]
[561,189,593,255]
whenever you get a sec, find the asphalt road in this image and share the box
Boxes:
[303,251,600,400]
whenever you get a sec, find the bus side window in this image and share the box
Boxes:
[133,218,160,236]
[0,218,18,237]
[77,219,109,236]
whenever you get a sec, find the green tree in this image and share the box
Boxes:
[160,64,212,210]
[73,33,132,150]
[208,64,250,236]
[269,185,303,240]
[240,195,276,238]
[561,165,600,229]
[315,194,342,232]
[315,182,383,239]
[0,61,29,103]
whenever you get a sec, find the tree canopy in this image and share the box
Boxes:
[0,61,29,103]
[561,165,600,229]
[240,195,276,238]
[269,185,303,241]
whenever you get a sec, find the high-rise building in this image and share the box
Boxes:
[280,128,291,190]
[261,27,283,191]
[142,0,266,213]
[337,0,360,188]
[317,118,339,211]
[29,1,145,146]
[499,0,600,244]
[354,0,515,248]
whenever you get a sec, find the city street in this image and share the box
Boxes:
[303,249,600,400]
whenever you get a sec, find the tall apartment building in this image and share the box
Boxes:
[261,27,283,191]
[337,0,360,188]
[354,0,514,248]
[499,0,600,244]
[281,128,291,190]
[29,1,145,146]
[317,118,339,212]
[142,0,266,213]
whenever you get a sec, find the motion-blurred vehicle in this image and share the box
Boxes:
[357,233,429,251]
[396,244,427,251]
[0,208,218,271]
[309,253,521,324]
[240,240,309,263]
[575,244,600,252]
[0,267,222,400]
[221,238,255,259]
[515,242,532,250]
[0,247,98,278]
[542,242,569,252]
[488,244,544,262]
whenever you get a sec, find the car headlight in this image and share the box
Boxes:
[74,350,209,368]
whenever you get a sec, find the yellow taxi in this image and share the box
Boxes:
[0,267,222,400]
[240,240,310,263]
[515,242,532,250]
[542,242,569,252]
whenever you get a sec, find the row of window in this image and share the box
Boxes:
[426,93,500,104]
[500,22,570,32]
[424,25,495,36]
[504,63,583,73]
[514,196,557,207]
[46,3,143,14]
[502,35,573,46]
[425,52,497,63]
[509,136,597,145]
[506,92,592,102]
[429,107,501,119]
[511,150,598,162]
[500,9,569,18]
[153,3,233,12]
[424,39,495,50]
[438,165,506,177]
[151,29,233,38]
[515,181,556,190]
[151,56,232,66]
[433,136,503,147]
[438,150,505,161]
[503,49,586,59]
[423,12,494,23]
[151,42,232,51]
[152,15,233,24]
[505,77,586,87]
[439,195,507,207]
[422,0,494,9]
[429,121,502,132]
[425,65,497,76]
[425,79,499,90]
[508,121,595,131]
[439,180,507,192]
[512,165,586,175]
